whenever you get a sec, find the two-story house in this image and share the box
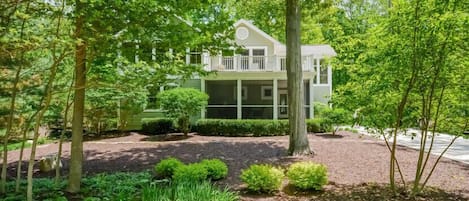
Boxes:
[126,19,336,129]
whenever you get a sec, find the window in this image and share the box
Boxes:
[261,86,273,100]
[319,59,328,84]
[189,49,202,64]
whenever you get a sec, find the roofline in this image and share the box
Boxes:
[234,19,282,45]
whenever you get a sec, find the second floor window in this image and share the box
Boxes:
[319,59,328,84]
[189,49,202,64]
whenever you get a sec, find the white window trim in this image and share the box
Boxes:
[261,86,273,100]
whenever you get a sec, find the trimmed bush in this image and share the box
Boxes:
[173,163,208,182]
[286,162,328,190]
[141,118,175,135]
[307,118,326,133]
[200,159,228,180]
[196,119,327,136]
[240,164,284,193]
[154,157,184,179]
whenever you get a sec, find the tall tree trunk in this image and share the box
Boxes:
[67,0,86,193]
[286,0,311,156]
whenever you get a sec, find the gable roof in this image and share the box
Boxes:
[234,19,282,46]
[234,19,337,57]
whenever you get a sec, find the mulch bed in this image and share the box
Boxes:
[5,131,469,200]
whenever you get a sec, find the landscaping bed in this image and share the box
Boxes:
[4,131,469,200]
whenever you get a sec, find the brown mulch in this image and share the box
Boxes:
[5,131,469,200]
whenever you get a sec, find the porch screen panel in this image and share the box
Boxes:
[242,107,273,119]
[242,80,273,105]
[206,80,238,119]
[206,80,237,105]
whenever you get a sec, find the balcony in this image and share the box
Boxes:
[202,55,316,72]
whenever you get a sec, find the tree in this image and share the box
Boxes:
[157,88,208,136]
[286,0,311,156]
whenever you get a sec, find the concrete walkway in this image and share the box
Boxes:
[353,127,469,165]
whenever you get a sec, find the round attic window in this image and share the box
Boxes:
[236,27,249,40]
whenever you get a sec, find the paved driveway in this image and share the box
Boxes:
[355,127,469,164]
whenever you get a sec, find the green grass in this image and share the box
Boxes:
[6,137,54,151]
[142,181,238,201]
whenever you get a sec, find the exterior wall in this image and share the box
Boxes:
[235,25,275,57]
[312,85,330,104]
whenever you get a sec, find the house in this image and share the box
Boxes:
[126,19,336,129]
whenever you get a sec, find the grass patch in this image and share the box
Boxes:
[142,181,238,201]
[6,137,54,151]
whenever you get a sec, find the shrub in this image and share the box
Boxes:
[141,118,175,135]
[321,108,352,135]
[307,118,326,133]
[240,164,284,193]
[200,159,228,180]
[286,162,328,190]
[173,163,208,182]
[196,119,327,136]
[154,157,184,179]
[157,88,208,136]
[142,181,238,201]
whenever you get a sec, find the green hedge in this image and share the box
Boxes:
[195,119,327,137]
[141,118,175,135]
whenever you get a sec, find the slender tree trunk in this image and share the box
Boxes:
[1,2,30,193]
[26,50,64,201]
[67,0,86,192]
[286,0,311,156]
[56,77,74,185]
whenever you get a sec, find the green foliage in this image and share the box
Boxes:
[173,163,209,183]
[321,107,352,134]
[200,159,229,181]
[196,119,325,136]
[154,158,185,179]
[2,172,151,200]
[141,118,175,135]
[157,88,208,135]
[240,164,284,193]
[306,118,327,133]
[142,181,238,201]
[286,162,328,190]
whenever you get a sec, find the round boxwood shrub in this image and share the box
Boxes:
[173,163,209,182]
[240,164,284,193]
[286,162,328,190]
[200,159,228,180]
[154,157,184,179]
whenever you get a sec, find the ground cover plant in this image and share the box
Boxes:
[142,181,238,201]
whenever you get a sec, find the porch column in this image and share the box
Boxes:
[200,79,205,119]
[237,79,242,119]
[309,78,314,118]
[273,79,278,119]
[315,57,320,84]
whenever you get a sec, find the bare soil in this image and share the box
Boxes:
[5,131,469,200]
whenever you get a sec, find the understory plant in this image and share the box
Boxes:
[173,163,209,182]
[286,162,328,190]
[200,159,228,180]
[154,157,184,179]
[240,164,284,193]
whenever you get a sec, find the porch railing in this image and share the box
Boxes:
[204,55,316,72]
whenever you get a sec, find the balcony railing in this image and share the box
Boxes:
[203,55,316,72]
